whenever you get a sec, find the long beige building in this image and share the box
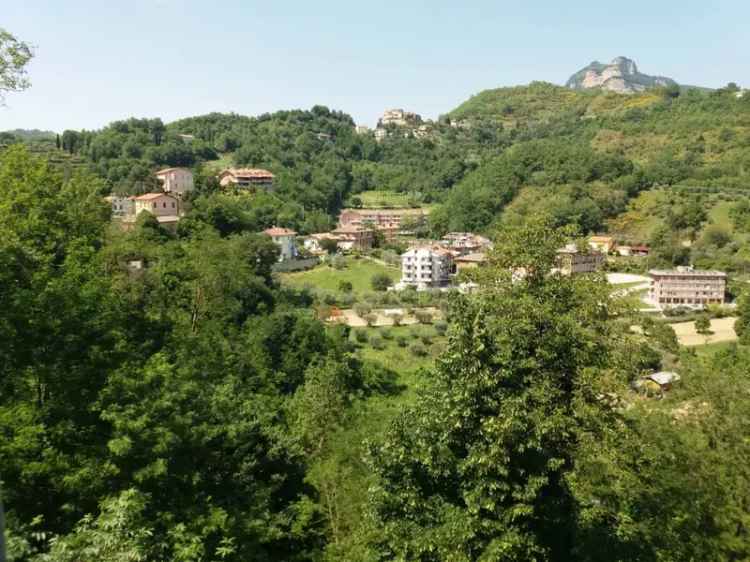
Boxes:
[338,208,428,230]
[649,268,727,307]
[218,168,275,190]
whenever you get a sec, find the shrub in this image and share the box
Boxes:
[371,272,394,292]
[331,255,346,270]
[420,333,433,346]
[381,328,394,340]
[396,335,409,348]
[338,280,353,293]
[354,329,368,343]
[409,342,428,357]
[354,303,372,318]
[434,320,448,335]
[415,310,433,324]
[364,313,378,327]
[390,313,404,327]
[321,292,338,306]
[369,334,385,350]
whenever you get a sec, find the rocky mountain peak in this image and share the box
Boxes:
[566,57,676,94]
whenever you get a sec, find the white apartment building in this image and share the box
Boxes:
[397,245,454,290]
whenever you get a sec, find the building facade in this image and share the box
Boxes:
[104,194,134,217]
[588,235,616,254]
[219,168,275,190]
[155,167,194,197]
[398,245,454,290]
[379,108,422,127]
[441,232,492,255]
[118,193,181,231]
[454,252,486,271]
[649,268,726,307]
[132,192,180,217]
[556,244,605,275]
[338,208,428,231]
[264,227,297,261]
[331,224,374,251]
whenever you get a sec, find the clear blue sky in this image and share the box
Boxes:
[2,0,748,132]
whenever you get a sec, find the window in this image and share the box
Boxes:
[163,202,167,208]
[152,203,156,209]
[172,202,175,208]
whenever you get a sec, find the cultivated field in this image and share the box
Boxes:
[670,316,739,346]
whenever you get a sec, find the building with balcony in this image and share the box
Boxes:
[218,168,275,190]
[397,245,454,290]
[648,268,726,307]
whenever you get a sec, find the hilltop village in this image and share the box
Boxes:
[104,137,731,326]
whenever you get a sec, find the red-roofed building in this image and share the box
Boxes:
[219,168,275,190]
[263,227,297,261]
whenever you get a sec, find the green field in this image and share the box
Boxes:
[280,257,400,297]
[355,325,446,409]
[203,153,234,174]
[356,190,419,208]
[692,340,742,358]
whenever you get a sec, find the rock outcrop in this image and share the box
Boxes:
[566,57,677,94]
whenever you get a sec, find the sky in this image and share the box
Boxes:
[2,0,748,132]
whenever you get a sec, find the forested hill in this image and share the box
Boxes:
[5,82,750,255]
[433,82,750,249]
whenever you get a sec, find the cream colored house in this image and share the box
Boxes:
[155,167,194,197]
[119,193,181,231]
[132,192,180,217]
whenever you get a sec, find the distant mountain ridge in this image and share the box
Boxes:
[566,56,677,94]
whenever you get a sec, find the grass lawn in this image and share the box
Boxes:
[356,190,416,208]
[692,340,742,358]
[280,257,400,297]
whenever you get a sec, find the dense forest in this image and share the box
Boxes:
[3,25,750,559]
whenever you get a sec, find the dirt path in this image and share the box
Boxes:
[670,317,738,346]
[331,307,441,327]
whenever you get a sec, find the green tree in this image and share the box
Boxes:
[0,28,33,104]
[695,314,712,335]
[734,291,750,345]
[370,272,393,292]
[366,217,632,560]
